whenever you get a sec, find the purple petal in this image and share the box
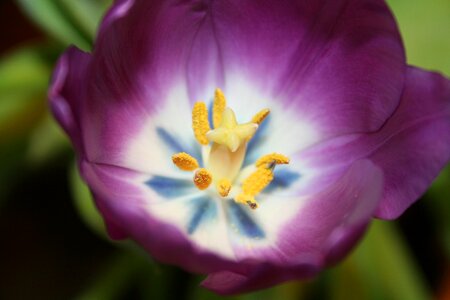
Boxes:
[372,67,450,218]
[50,0,446,293]
[212,0,405,138]
[298,67,450,219]
[98,0,134,37]
[202,159,383,294]
[49,47,90,156]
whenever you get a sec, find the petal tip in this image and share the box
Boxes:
[48,46,91,153]
[98,0,135,36]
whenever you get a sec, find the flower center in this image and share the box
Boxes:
[171,89,289,209]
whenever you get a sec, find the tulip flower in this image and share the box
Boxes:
[49,0,450,294]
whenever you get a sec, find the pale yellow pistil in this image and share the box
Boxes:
[170,88,290,209]
[206,108,258,152]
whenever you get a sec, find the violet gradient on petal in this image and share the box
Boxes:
[48,0,450,295]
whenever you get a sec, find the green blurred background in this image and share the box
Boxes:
[0,0,449,299]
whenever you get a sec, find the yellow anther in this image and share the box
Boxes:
[255,153,290,168]
[213,88,227,128]
[235,167,274,209]
[172,152,199,171]
[235,194,259,210]
[217,178,232,197]
[193,168,213,190]
[251,108,270,125]
[192,102,211,145]
[241,167,274,196]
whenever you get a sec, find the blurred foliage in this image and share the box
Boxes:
[70,162,107,238]
[16,0,112,51]
[0,0,449,299]
[0,0,111,204]
[426,165,450,255]
[0,45,61,204]
[386,0,450,76]
[329,221,430,300]
[0,47,49,142]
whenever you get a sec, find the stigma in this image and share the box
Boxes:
[171,88,290,209]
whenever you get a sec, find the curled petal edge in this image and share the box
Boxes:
[373,67,450,219]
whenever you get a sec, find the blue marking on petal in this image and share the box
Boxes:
[208,100,214,127]
[228,201,265,239]
[187,196,217,234]
[145,176,195,198]
[244,114,271,166]
[156,127,201,161]
[265,169,301,193]
[156,127,185,153]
